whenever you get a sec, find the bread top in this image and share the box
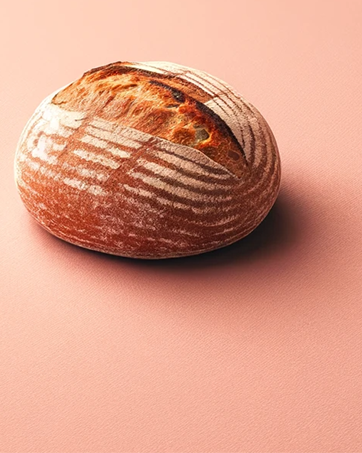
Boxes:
[52,62,248,178]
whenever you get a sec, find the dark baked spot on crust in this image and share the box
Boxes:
[194,126,210,142]
[149,80,186,104]
[228,150,242,161]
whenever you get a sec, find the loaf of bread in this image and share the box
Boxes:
[14,61,281,259]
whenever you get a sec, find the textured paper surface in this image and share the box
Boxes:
[1,0,362,451]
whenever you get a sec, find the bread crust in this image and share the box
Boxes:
[52,62,248,178]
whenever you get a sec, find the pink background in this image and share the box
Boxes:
[1,0,362,451]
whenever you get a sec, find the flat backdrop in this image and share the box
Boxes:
[1,0,362,451]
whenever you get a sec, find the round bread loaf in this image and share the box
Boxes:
[14,61,281,259]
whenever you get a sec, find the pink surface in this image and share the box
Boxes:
[1,0,362,451]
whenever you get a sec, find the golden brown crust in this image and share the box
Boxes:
[52,62,248,177]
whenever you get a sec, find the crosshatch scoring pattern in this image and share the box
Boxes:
[15,61,281,258]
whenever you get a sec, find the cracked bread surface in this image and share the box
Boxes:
[52,62,248,178]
